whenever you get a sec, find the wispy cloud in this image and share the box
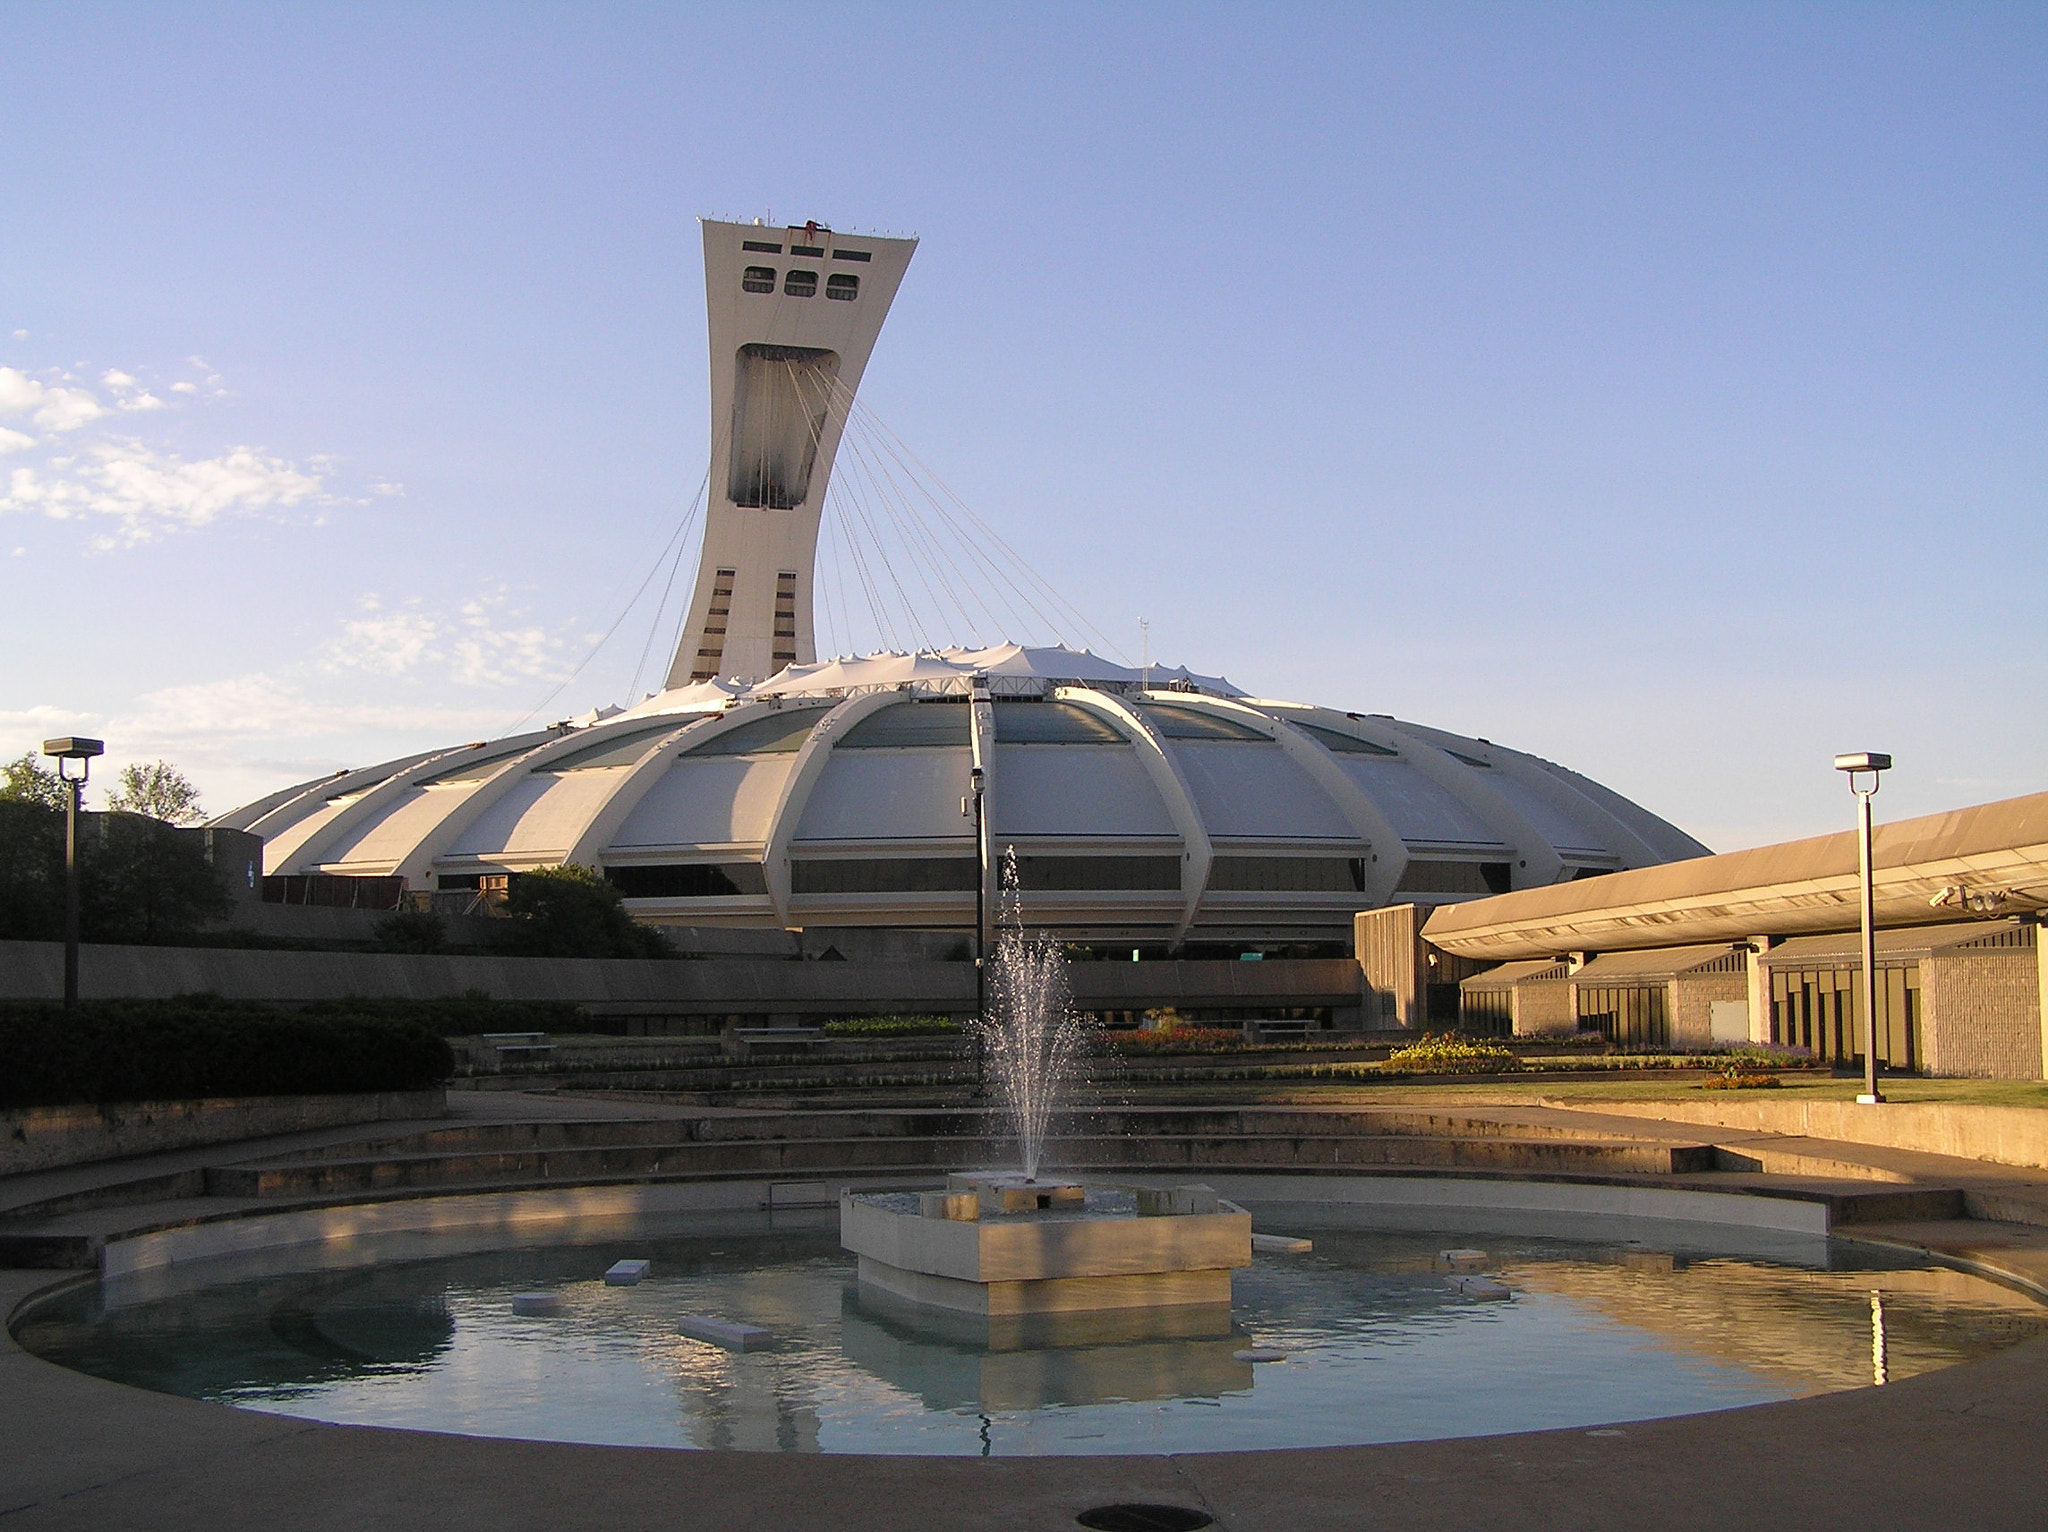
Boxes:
[119,672,508,744]
[3,440,326,548]
[322,589,566,686]
[0,359,363,549]
[0,366,105,432]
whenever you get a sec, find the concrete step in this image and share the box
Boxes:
[227,1106,1705,1166]
[205,1132,1717,1199]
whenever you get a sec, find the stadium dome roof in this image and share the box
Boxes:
[220,643,1707,944]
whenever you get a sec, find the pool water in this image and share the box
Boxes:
[18,1207,2045,1456]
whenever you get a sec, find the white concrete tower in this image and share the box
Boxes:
[665,218,918,687]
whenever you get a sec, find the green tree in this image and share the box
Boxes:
[0,800,64,940]
[0,752,70,812]
[374,905,448,954]
[500,864,672,959]
[80,813,234,943]
[0,803,231,943]
[104,761,206,824]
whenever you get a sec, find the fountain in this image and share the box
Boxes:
[840,852,1251,1319]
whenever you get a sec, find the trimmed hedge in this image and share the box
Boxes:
[293,994,585,1038]
[822,1014,961,1037]
[0,998,454,1107]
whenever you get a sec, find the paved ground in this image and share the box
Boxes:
[6,1091,2048,1530]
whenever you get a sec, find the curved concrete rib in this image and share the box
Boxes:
[1057,686,1213,945]
[758,691,908,928]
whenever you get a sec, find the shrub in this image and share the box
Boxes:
[295,994,583,1037]
[821,1015,961,1037]
[1112,1026,1246,1053]
[499,864,673,959]
[1703,1072,1783,1090]
[0,999,453,1107]
[1384,1032,1521,1073]
[374,906,447,954]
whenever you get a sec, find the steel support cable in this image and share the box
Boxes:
[831,386,1083,651]
[834,418,989,648]
[816,510,847,659]
[843,408,1034,650]
[502,462,711,734]
[846,397,1128,661]
[626,480,703,700]
[817,416,904,653]
[825,379,1049,650]
[789,362,916,651]
[825,380,1002,646]
[836,496,900,652]
[782,364,905,651]
[806,382,930,654]
[860,407,1095,653]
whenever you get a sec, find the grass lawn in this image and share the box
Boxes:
[1204,1075,2048,1111]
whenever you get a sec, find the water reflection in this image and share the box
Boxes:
[842,1290,1252,1410]
[15,1214,2045,1456]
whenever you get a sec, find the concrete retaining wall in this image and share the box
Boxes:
[1568,1097,2048,1172]
[0,940,1361,1020]
[0,1090,447,1176]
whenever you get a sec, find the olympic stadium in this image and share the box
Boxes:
[218,219,1709,951]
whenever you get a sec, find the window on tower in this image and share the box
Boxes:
[784,269,818,298]
[741,266,776,294]
[826,273,859,301]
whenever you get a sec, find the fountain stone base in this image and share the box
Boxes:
[840,1177,1252,1318]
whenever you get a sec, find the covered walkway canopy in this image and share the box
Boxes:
[1422,791,2048,963]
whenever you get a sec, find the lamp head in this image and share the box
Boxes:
[43,736,103,786]
[1834,752,1892,775]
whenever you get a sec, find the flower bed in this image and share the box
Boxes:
[1384,1033,1521,1073]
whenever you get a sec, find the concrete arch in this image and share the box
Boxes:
[560,707,776,869]
[759,691,911,927]
[1057,686,1213,945]
[1371,721,1567,891]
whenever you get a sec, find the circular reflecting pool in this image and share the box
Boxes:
[17,1205,2045,1456]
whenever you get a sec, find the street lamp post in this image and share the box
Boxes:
[967,672,993,1102]
[43,737,104,1011]
[1834,751,1892,1104]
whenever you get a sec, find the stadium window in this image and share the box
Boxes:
[742,266,776,294]
[784,270,819,297]
[826,273,859,301]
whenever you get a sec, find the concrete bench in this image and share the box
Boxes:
[480,1032,556,1059]
[1244,1019,1315,1042]
[727,1027,827,1055]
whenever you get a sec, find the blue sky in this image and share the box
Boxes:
[2,2,2041,852]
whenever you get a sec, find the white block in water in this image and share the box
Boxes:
[604,1259,652,1286]
[1450,1275,1511,1300]
[1251,1233,1313,1253]
[511,1292,561,1316]
[1441,1248,1487,1267]
[678,1316,772,1351]
[1234,1347,1288,1362]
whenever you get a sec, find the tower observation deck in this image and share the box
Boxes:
[667,219,919,687]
